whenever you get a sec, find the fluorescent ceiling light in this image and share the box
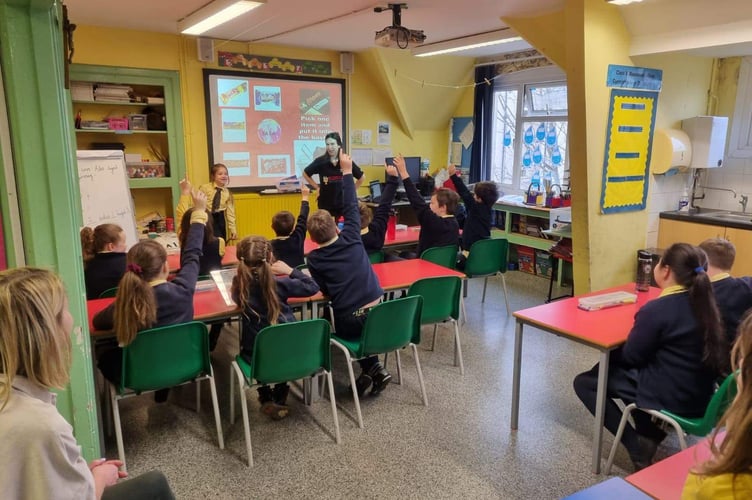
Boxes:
[413,29,523,57]
[606,0,643,5]
[179,0,264,36]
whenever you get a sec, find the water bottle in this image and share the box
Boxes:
[420,159,430,177]
[337,216,344,231]
[387,211,397,240]
[636,250,653,292]
[678,189,689,211]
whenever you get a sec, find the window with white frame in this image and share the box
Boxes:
[490,67,569,194]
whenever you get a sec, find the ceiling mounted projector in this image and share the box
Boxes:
[374,3,426,49]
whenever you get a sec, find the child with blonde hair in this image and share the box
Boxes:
[232,236,319,419]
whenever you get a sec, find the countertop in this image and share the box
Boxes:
[659,208,752,230]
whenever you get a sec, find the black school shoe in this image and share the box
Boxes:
[369,364,392,395]
[629,435,660,471]
[354,372,373,397]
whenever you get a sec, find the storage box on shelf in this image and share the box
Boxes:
[70,64,185,218]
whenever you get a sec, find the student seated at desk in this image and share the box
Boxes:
[574,243,729,471]
[231,236,320,420]
[0,267,175,500]
[699,238,752,344]
[359,164,399,255]
[94,189,208,402]
[307,150,391,396]
[447,164,499,267]
[393,155,460,259]
[270,185,310,269]
[683,312,752,499]
[80,223,127,299]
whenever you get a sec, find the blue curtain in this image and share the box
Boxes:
[469,65,495,183]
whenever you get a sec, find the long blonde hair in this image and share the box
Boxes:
[232,236,280,325]
[114,240,164,345]
[0,268,71,410]
[698,312,752,478]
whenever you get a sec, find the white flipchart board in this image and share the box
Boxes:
[77,150,139,248]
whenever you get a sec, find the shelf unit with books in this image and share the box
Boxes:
[69,64,186,219]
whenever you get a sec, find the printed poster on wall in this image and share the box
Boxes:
[377,121,391,146]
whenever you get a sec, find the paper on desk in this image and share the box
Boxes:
[211,268,238,306]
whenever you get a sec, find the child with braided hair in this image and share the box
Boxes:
[93,189,208,400]
[231,236,320,419]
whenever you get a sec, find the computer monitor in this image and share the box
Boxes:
[369,180,383,202]
[385,156,421,187]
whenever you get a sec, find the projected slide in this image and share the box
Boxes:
[204,69,345,190]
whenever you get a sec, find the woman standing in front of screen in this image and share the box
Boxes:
[303,132,365,219]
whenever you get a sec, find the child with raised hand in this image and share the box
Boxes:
[682,312,752,498]
[359,164,400,255]
[699,238,752,344]
[393,154,460,258]
[0,267,174,499]
[231,236,320,419]
[270,184,310,268]
[307,149,390,396]
[80,223,127,299]
[574,243,729,471]
[447,164,499,252]
[94,189,208,397]
[203,163,236,241]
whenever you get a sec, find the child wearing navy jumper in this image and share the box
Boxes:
[80,223,127,299]
[94,189,209,394]
[699,238,752,344]
[231,236,320,419]
[394,155,460,256]
[573,243,729,471]
[447,164,499,252]
[307,150,390,396]
[359,164,399,254]
[270,185,310,268]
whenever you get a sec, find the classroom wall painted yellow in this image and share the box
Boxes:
[72,26,469,237]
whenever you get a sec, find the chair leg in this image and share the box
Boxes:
[430,324,438,351]
[481,276,489,303]
[460,294,467,326]
[452,319,464,375]
[231,361,253,466]
[325,371,341,444]
[229,363,235,425]
[411,344,428,406]
[196,379,201,412]
[605,403,637,474]
[110,385,127,473]
[462,278,468,298]
[207,368,224,450]
[500,273,511,315]
[330,340,363,429]
[395,349,403,385]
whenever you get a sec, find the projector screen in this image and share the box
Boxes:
[203,69,346,191]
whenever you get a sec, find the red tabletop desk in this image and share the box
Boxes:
[511,283,661,473]
[166,245,238,273]
[372,259,465,291]
[304,226,422,255]
[626,433,720,499]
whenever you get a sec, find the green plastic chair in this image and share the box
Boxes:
[408,276,464,374]
[604,371,738,474]
[420,244,458,269]
[229,318,340,467]
[330,295,426,429]
[463,238,510,315]
[368,250,385,264]
[99,286,118,298]
[109,321,224,471]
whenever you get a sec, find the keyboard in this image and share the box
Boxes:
[578,291,637,311]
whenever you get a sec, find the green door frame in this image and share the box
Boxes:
[0,0,100,458]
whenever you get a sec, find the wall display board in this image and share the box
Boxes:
[203,69,345,191]
[77,150,139,247]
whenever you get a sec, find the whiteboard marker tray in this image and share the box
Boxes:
[578,291,637,311]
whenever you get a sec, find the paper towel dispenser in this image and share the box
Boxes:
[682,116,728,168]
[651,128,692,174]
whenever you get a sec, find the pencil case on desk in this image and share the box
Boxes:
[577,291,637,311]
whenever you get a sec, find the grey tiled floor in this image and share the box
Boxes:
[104,273,682,499]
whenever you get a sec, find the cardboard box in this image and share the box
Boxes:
[535,250,553,277]
[517,245,535,274]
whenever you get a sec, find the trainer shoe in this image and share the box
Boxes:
[369,365,392,395]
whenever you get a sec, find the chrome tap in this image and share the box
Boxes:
[740,194,749,213]
[698,185,737,198]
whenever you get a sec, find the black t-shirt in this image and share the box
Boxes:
[304,156,363,213]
